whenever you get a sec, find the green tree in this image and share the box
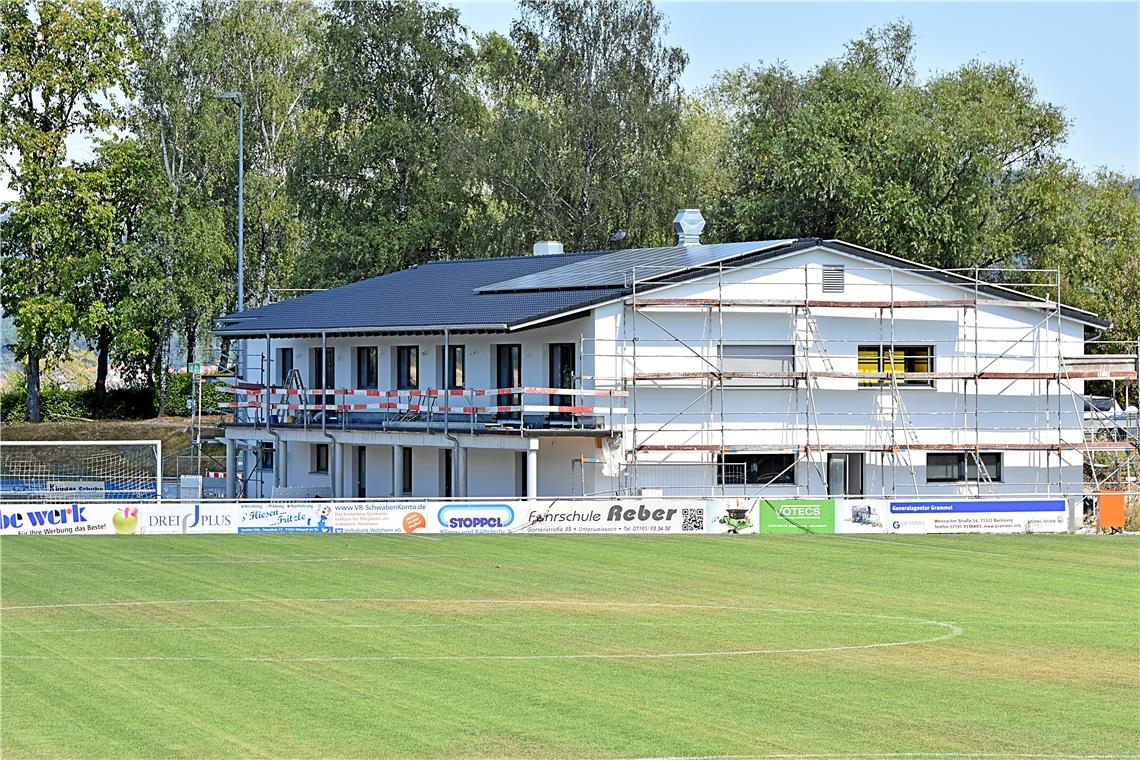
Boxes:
[124,0,232,380]
[208,0,319,306]
[0,0,135,421]
[472,0,690,255]
[124,0,307,401]
[293,0,480,286]
[714,21,1070,269]
[1045,173,1140,349]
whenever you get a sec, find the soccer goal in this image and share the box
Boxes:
[0,440,162,502]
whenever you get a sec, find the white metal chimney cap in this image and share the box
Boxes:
[533,240,564,256]
[673,209,705,246]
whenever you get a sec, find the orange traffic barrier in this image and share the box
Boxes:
[1097,492,1126,533]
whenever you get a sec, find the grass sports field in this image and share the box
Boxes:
[1,533,1137,759]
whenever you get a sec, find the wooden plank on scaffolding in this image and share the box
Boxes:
[637,441,1137,452]
[632,297,1062,309]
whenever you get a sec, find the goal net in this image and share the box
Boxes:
[0,440,162,502]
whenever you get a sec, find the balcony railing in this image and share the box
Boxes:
[217,383,628,432]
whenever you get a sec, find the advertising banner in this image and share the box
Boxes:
[834,498,1067,534]
[236,499,723,535]
[237,502,336,533]
[141,502,237,535]
[704,498,759,535]
[2,496,1069,537]
[0,502,237,536]
[514,499,714,534]
[757,498,836,534]
[884,498,1068,534]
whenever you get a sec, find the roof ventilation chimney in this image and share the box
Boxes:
[533,240,564,256]
[673,209,705,246]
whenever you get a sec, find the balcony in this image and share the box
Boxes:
[217,383,628,435]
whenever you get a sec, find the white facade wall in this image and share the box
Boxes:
[591,247,1088,498]
[229,246,1093,501]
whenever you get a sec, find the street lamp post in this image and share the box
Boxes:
[216,91,244,316]
[217,91,245,486]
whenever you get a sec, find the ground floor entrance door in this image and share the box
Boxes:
[355,446,367,498]
[826,453,864,496]
[442,449,453,497]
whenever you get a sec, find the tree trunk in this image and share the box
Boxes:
[156,326,171,418]
[93,326,112,418]
[25,352,42,423]
[184,316,197,369]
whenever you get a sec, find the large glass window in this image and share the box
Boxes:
[926,453,1002,482]
[716,453,795,485]
[496,344,522,420]
[721,344,795,387]
[356,346,378,389]
[310,347,335,389]
[858,345,933,387]
[311,347,335,408]
[312,443,329,473]
[401,447,413,495]
[276,347,294,386]
[258,442,274,470]
[396,346,419,390]
[548,343,575,419]
[446,345,465,389]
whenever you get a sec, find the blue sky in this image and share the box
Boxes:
[455,1,1140,177]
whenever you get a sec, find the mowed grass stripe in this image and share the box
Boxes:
[0,533,1136,758]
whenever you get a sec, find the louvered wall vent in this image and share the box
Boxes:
[822,265,845,292]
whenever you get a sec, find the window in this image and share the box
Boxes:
[441,449,453,497]
[549,343,576,418]
[312,443,329,473]
[356,346,378,389]
[926,453,1002,483]
[822,265,845,293]
[356,446,367,499]
[396,346,419,390]
[446,345,465,389]
[721,344,795,387]
[401,447,413,495]
[496,344,522,420]
[258,442,274,470]
[276,347,294,386]
[858,345,933,387]
[827,453,864,496]
[311,347,335,389]
[716,453,795,485]
[968,453,1002,482]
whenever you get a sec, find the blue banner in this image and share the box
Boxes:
[889,499,1066,514]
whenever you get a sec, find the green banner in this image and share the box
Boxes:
[757,498,836,534]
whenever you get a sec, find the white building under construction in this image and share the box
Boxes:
[213,210,1139,510]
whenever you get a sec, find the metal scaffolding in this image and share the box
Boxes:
[585,261,1140,498]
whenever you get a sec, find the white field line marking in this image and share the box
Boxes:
[0,554,449,567]
[0,598,929,617]
[947,621,1136,626]
[622,754,1140,759]
[4,620,749,635]
[0,598,962,662]
[0,598,762,612]
[823,534,1011,558]
[6,619,1129,637]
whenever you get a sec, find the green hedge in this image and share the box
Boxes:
[0,373,225,422]
[159,372,228,417]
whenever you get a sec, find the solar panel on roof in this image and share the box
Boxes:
[476,240,798,293]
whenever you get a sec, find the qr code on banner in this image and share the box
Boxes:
[681,508,704,532]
